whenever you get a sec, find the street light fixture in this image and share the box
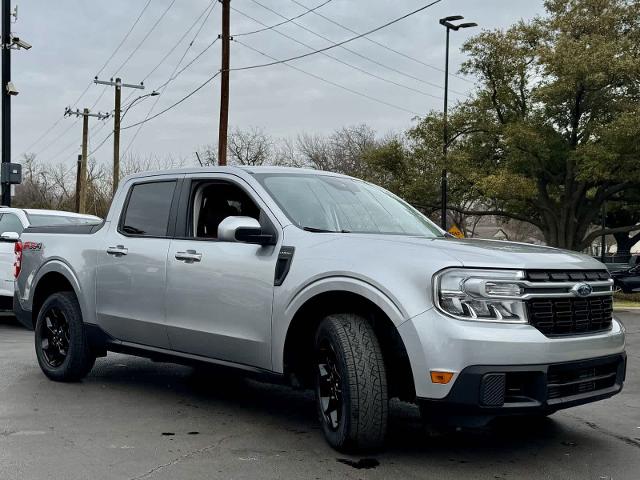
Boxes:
[121,91,160,121]
[439,15,477,231]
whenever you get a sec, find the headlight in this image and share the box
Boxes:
[434,268,528,323]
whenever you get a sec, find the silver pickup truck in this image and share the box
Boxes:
[14,166,626,452]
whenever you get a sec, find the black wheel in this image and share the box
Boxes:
[314,313,388,452]
[35,292,95,382]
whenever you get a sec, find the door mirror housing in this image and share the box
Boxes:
[0,231,20,242]
[218,216,275,245]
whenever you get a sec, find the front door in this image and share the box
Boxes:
[164,175,280,369]
[95,179,179,348]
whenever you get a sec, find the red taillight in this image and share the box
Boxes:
[14,241,22,279]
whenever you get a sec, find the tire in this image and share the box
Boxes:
[314,313,388,452]
[34,292,95,382]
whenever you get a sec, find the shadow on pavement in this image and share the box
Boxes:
[84,355,594,460]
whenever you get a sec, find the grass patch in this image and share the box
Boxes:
[613,291,640,308]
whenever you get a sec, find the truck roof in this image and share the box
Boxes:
[122,165,350,181]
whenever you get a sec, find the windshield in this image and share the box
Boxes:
[27,214,101,227]
[255,173,443,237]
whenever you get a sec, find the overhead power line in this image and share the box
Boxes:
[234,39,419,115]
[20,0,155,156]
[121,0,217,107]
[95,0,154,78]
[121,71,222,131]
[34,118,79,158]
[89,130,114,157]
[155,36,219,91]
[230,0,443,72]
[288,0,474,85]
[123,3,220,156]
[112,0,177,75]
[142,0,216,83]
[245,0,465,96]
[234,0,332,36]
[233,7,442,100]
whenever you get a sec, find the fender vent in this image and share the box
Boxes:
[274,246,295,286]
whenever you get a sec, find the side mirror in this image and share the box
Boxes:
[0,231,19,242]
[218,216,275,245]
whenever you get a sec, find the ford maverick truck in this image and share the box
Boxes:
[14,166,626,452]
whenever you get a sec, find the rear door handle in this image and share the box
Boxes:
[106,245,128,256]
[175,250,202,263]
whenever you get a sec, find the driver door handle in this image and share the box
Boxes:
[175,250,202,263]
[106,245,128,256]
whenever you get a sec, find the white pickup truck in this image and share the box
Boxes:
[0,207,100,309]
[14,167,626,452]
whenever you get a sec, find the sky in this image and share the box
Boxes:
[10,0,545,170]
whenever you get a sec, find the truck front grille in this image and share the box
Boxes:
[523,269,613,336]
[526,297,613,336]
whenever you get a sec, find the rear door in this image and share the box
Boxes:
[95,178,181,348]
[0,212,25,298]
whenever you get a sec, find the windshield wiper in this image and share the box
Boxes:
[302,226,350,233]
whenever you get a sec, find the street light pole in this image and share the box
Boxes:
[1,0,11,206]
[439,16,477,231]
[441,25,450,230]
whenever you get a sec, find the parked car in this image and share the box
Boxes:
[611,266,640,293]
[0,208,101,310]
[13,167,626,452]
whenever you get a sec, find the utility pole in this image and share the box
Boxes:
[64,107,109,213]
[75,154,82,213]
[438,16,477,231]
[94,77,144,194]
[217,0,230,166]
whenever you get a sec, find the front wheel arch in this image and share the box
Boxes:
[282,290,416,402]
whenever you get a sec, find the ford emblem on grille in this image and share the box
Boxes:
[571,283,593,297]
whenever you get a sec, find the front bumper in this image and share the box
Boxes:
[418,353,626,419]
[397,307,626,401]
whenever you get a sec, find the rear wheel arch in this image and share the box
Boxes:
[282,290,416,402]
[31,271,80,329]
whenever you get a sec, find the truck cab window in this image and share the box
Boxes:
[191,182,260,238]
[121,181,176,237]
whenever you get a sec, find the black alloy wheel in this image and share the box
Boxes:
[39,306,70,368]
[35,291,96,382]
[317,340,343,431]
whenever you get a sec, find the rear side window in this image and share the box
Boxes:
[0,213,24,235]
[121,181,176,237]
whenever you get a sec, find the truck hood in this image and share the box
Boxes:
[426,237,604,270]
[306,233,605,271]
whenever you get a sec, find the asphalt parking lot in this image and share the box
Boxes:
[1,312,638,480]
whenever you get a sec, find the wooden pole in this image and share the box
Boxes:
[217,0,230,166]
[79,109,89,213]
[113,78,122,194]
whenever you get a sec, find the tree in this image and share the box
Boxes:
[296,124,377,176]
[410,0,640,250]
[227,126,273,166]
